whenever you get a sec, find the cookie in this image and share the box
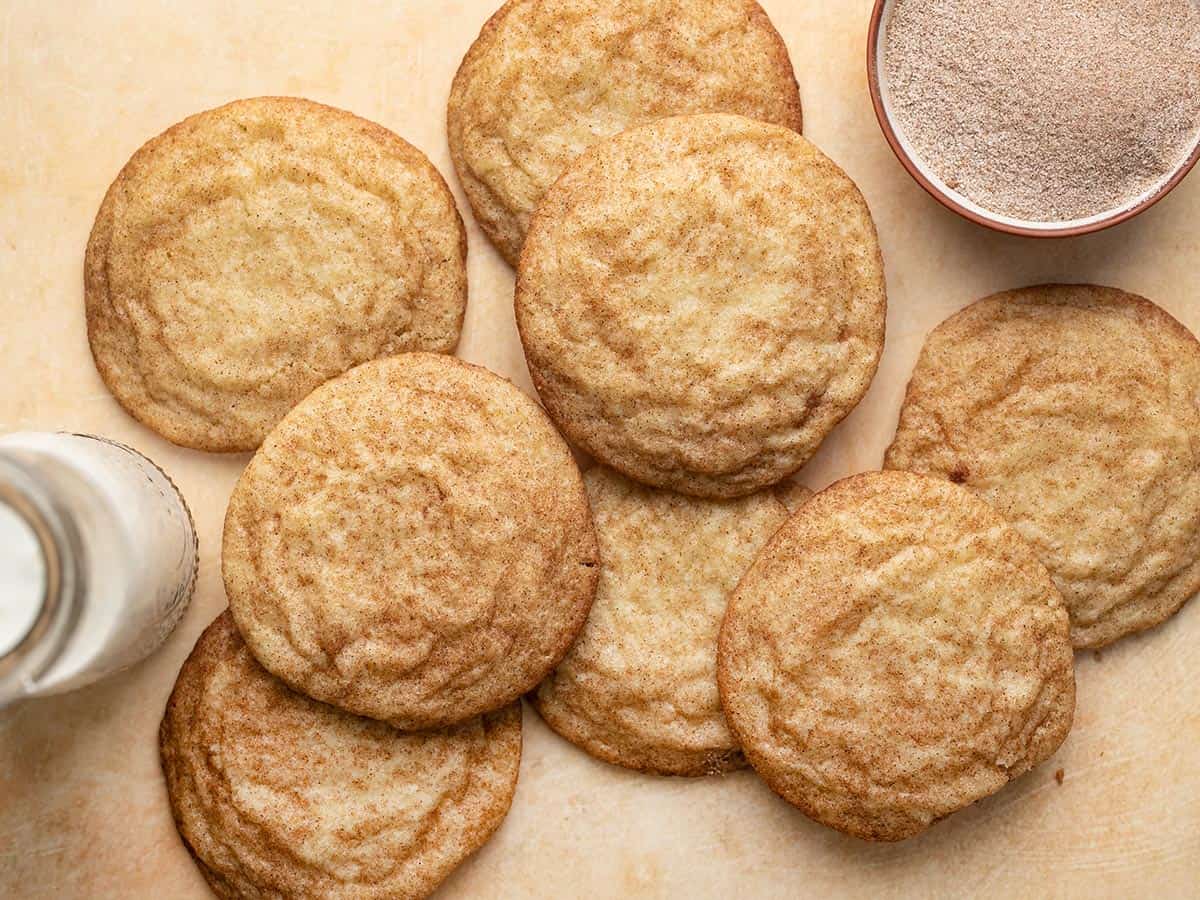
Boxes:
[884,284,1200,648]
[718,471,1075,841]
[516,114,886,498]
[86,96,467,452]
[773,479,814,512]
[223,353,598,730]
[534,466,788,775]
[160,613,521,900]
[447,0,803,265]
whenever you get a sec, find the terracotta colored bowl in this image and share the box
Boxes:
[866,0,1200,238]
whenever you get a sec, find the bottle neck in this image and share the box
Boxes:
[0,453,82,707]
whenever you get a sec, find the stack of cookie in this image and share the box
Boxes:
[78,0,1200,893]
[86,92,602,895]
[165,353,597,898]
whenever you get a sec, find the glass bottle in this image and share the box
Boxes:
[0,433,197,708]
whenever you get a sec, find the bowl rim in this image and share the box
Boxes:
[866,0,1200,239]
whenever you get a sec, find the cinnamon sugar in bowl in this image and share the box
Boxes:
[868,0,1200,237]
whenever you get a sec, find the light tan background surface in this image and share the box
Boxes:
[0,1,1197,897]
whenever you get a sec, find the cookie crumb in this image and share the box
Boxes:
[1054,768,1065,785]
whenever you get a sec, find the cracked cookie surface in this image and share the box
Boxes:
[534,466,788,775]
[159,612,522,900]
[885,284,1200,648]
[86,96,467,452]
[516,114,886,498]
[223,353,598,730]
[717,471,1074,841]
[447,0,802,265]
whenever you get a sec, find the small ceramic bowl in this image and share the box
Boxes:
[866,0,1200,238]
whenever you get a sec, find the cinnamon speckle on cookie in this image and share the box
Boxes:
[534,466,788,775]
[159,612,522,900]
[448,0,802,265]
[718,471,1075,841]
[86,96,467,452]
[223,353,598,730]
[516,114,886,498]
[885,284,1200,648]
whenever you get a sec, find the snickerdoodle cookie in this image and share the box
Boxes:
[447,0,802,265]
[885,284,1200,648]
[160,612,521,900]
[86,96,467,452]
[534,466,788,775]
[718,471,1075,841]
[774,479,814,512]
[516,114,886,499]
[223,353,598,730]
